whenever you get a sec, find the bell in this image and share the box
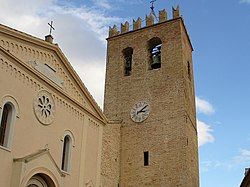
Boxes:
[151,54,161,69]
[125,57,132,71]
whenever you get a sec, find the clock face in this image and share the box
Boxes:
[130,101,150,123]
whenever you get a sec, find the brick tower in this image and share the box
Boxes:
[102,7,199,187]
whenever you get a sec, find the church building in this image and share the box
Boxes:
[0,6,199,187]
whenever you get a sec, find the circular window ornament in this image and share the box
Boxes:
[33,90,55,125]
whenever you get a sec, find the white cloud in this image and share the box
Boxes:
[92,0,112,9]
[200,160,224,172]
[92,0,143,10]
[240,0,250,4]
[74,63,106,107]
[0,0,122,109]
[196,96,215,115]
[197,119,215,147]
[0,0,218,149]
[234,149,250,164]
[195,97,215,146]
[201,149,250,173]
[0,2,218,145]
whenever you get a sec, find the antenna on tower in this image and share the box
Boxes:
[150,0,158,21]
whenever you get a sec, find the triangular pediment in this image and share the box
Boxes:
[11,149,64,187]
[13,149,64,177]
[0,24,107,124]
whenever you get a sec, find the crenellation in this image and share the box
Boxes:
[173,5,180,19]
[159,9,167,23]
[121,21,129,33]
[146,13,154,26]
[103,6,198,186]
[109,25,119,37]
[108,7,182,38]
[133,17,142,30]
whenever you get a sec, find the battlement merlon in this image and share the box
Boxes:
[108,7,180,38]
[172,5,180,19]
[107,6,194,51]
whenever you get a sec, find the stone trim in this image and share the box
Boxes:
[0,25,106,122]
[0,50,107,123]
[0,38,86,105]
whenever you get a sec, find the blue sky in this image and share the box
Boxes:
[1,0,250,186]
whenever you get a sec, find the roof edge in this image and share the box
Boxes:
[0,46,107,125]
[0,23,108,123]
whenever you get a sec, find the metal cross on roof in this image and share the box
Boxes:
[48,21,55,36]
[150,0,157,12]
[150,0,158,21]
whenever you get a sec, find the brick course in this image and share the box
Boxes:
[101,9,199,187]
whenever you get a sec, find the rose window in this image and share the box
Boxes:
[38,96,52,118]
[34,90,55,125]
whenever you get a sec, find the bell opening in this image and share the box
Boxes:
[123,47,133,76]
[150,44,162,69]
[151,57,161,69]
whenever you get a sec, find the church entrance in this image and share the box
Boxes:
[26,174,55,187]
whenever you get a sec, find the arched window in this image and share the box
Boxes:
[123,47,133,76]
[61,135,72,172]
[148,37,162,70]
[0,102,15,148]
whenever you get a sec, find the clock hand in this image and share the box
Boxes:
[137,105,148,114]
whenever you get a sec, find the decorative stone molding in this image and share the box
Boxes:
[0,94,20,149]
[60,130,76,147]
[30,60,64,88]
[0,57,85,121]
[33,90,56,125]
[0,38,86,105]
[53,94,84,121]
[1,94,20,118]
[88,118,100,128]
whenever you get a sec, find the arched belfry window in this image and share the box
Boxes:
[61,135,72,172]
[148,37,162,70]
[0,102,15,148]
[123,47,133,76]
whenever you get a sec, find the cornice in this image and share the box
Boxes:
[0,23,107,124]
[0,46,106,125]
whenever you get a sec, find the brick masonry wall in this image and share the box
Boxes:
[101,122,121,187]
[102,18,199,187]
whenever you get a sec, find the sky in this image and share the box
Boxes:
[0,0,250,186]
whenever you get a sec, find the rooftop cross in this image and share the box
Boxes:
[150,0,156,12]
[48,21,55,36]
[150,0,158,21]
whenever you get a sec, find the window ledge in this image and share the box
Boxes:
[61,170,70,176]
[0,145,11,152]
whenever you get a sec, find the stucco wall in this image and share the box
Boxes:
[0,26,104,187]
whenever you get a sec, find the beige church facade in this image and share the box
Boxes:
[0,22,107,186]
[0,7,199,187]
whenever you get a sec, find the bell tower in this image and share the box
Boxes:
[102,6,199,187]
